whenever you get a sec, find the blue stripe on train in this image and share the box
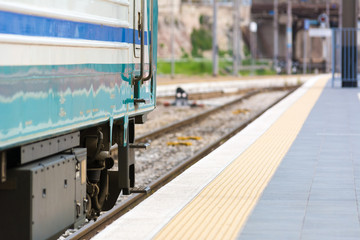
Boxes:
[0,10,148,45]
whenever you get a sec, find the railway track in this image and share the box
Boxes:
[67,86,298,240]
[136,86,293,142]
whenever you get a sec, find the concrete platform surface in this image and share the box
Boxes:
[237,78,360,240]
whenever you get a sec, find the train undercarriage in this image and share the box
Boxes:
[0,115,147,239]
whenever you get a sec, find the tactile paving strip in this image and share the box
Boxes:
[155,76,328,240]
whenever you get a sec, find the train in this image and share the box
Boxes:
[0,0,158,239]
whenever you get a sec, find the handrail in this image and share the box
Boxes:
[143,0,153,81]
[133,0,145,83]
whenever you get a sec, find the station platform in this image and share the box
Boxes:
[93,74,360,240]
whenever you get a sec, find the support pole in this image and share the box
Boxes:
[233,0,239,76]
[239,1,242,72]
[251,31,255,76]
[332,28,336,87]
[326,0,331,73]
[273,0,278,70]
[341,0,357,87]
[286,0,292,75]
[212,0,218,76]
[339,0,342,28]
[170,1,175,78]
[326,1,330,28]
[303,28,307,74]
[250,21,257,76]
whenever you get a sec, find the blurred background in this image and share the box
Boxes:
[157,0,350,77]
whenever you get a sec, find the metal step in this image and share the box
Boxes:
[130,143,150,149]
[130,186,151,194]
[134,98,150,104]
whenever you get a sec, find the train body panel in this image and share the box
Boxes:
[0,0,157,151]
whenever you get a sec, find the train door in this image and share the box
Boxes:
[132,0,153,104]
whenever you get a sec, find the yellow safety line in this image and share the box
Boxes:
[155,76,328,240]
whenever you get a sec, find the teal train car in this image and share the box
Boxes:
[0,0,158,239]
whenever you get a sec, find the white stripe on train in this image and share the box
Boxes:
[0,35,150,65]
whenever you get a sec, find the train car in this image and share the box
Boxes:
[0,0,158,239]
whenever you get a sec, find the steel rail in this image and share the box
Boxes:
[68,85,298,240]
[135,90,258,142]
